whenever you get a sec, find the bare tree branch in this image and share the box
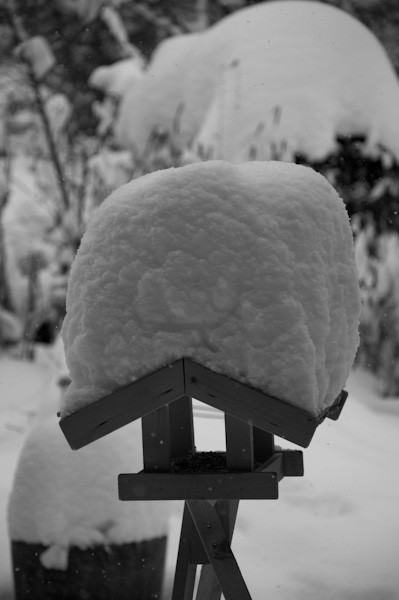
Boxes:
[6,0,70,217]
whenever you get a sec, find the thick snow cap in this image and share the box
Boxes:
[7,416,169,570]
[114,0,399,162]
[61,160,360,418]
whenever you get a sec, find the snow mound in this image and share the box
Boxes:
[7,416,169,570]
[114,0,399,162]
[60,160,360,418]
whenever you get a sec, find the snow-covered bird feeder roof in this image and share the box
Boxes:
[60,357,348,451]
[59,160,360,447]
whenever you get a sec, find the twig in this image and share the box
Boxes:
[0,121,14,312]
[6,0,70,217]
[131,4,186,36]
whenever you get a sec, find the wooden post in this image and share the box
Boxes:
[169,395,195,458]
[171,409,266,599]
[142,406,171,472]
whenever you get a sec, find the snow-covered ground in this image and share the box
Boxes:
[0,343,398,600]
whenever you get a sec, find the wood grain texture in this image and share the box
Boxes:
[59,360,185,449]
[282,449,304,477]
[171,504,198,600]
[172,500,240,599]
[118,472,279,500]
[187,500,252,600]
[224,414,254,471]
[60,357,347,451]
[169,395,195,458]
[213,499,240,543]
[184,359,318,447]
[256,451,304,479]
[196,565,222,600]
[142,406,171,472]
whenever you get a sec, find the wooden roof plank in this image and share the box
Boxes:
[60,359,185,449]
[59,356,346,451]
[183,359,318,447]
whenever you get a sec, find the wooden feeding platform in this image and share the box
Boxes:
[60,357,347,600]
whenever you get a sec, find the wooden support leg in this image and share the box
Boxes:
[196,565,222,600]
[172,503,198,600]
[214,499,240,542]
[195,499,240,600]
[187,499,252,600]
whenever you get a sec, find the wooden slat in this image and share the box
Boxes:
[189,517,210,566]
[253,427,275,463]
[169,396,195,459]
[196,565,222,600]
[324,390,348,421]
[282,450,304,477]
[142,406,171,472]
[195,499,240,599]
[225,414,254,471]
[118,472,279,500]
[187,500,252,600]
[171,503,198,600]
[60,357,345,452]
[256,453,284,480]
[184,359,318,447]
[214,499,239,542]
[256,451,304,480]
[59,360,185,449]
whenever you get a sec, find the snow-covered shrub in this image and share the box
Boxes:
[0,77,89,352]
[83,149,134,222]
[89,55,144,139]
[299,136,399,395]
[114,1,399,165]
[0,150,74,352]
[0,34,101,351]
[353,223,399,395]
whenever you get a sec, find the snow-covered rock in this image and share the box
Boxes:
[7,415,169,570]
[114,0,399,162]
[60,160,360,418]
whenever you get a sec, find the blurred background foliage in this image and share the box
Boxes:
[1,0,398,137]
[1,0,399,395]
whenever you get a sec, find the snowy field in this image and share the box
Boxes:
[0,343,398,600]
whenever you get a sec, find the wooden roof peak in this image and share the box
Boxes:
[59,357,347,450]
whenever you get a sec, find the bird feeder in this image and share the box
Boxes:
[60,356,347,600]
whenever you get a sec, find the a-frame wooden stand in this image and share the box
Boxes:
[60,358,347,600]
